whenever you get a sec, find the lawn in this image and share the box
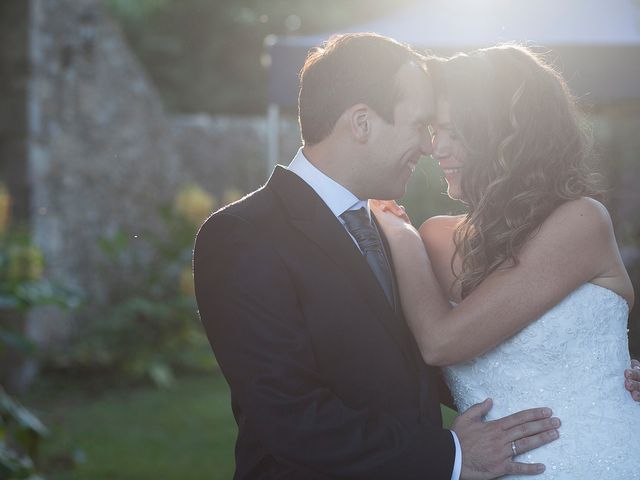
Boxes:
[24,373,457,479]
[25,373,237,480]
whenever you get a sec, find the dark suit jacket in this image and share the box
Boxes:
[193,166,455,479]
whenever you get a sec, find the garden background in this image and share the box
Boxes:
[1,1,639,479]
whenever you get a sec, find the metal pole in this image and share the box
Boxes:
[267,103,280,174]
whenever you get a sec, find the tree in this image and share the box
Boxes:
[105,0,417,114]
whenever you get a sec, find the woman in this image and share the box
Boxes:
[371,45,640,478]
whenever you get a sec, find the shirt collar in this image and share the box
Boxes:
[287,148,370,219]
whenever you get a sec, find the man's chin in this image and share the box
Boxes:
[368,183,407,201]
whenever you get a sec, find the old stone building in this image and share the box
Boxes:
[0,0,301,389]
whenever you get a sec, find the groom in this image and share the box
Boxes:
[193,33,640,479]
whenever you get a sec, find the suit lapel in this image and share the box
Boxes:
[267,166,416,366]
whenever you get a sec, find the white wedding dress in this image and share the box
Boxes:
[443,283,640,479]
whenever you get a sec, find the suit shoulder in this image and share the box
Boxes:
[198,185,274,228]
[217,184,273,218]
[195,182,287,252]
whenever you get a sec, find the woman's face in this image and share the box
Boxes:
[431,97,468,201]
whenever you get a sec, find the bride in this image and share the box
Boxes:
[372,45,640,478]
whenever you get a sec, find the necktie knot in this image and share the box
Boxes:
[340,209,383,254]
[340,208,395,308]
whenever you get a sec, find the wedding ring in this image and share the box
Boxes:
[511,441,518,457]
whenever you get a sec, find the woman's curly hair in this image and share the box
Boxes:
[427,45,602,298]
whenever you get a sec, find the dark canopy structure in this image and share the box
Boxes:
[265,0,640,166]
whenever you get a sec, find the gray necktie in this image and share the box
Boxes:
[341,208,395,309]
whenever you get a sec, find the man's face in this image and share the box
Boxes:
[363,63,435,200]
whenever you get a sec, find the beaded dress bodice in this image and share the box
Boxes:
[443,283,640,479]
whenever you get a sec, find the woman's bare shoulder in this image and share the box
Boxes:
[419,214,464,233]
[541,197,633,306]
[419,215,463,246]
[537,197,613,242]
[418,215,463,265]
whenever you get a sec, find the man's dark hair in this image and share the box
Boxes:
[298,33,425,145]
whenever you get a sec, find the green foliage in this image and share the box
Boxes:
[0,227,80,375]
[0,385,48,449]
[0,331,47,480]
[0,232,79,314]
[0,329,34,358]
[0,445,42,480]
[104,0,171,19]
[105,0,418,114]
[55,186,217,387]
[402,158,465,225]
[58,292,211,388]
[0,209,79,479]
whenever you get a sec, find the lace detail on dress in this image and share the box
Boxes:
[443,283,640,479]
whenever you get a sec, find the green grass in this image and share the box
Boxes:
[441,404,458,429]
[25,373,236,480]
[23,373,458,479]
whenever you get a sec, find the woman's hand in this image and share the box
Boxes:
[369,200,416,237]
[370,199,411,222]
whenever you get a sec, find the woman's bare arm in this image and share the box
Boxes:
[372,197,633,367]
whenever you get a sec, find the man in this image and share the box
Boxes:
[194,33,640,479]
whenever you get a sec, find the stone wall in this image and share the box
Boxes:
[26,0,180,347]
[0,0,30,222]
[21,0,303,360]
[170,113,300,198]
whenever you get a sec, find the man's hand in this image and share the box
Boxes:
[625,359,640,402]
[453,398,560,480]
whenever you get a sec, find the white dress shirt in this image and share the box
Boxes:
[287,148,462,480]
[288,148,370,222]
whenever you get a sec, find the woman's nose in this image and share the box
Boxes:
[432,135,451,160]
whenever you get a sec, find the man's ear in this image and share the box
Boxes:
[348,104,371,143]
